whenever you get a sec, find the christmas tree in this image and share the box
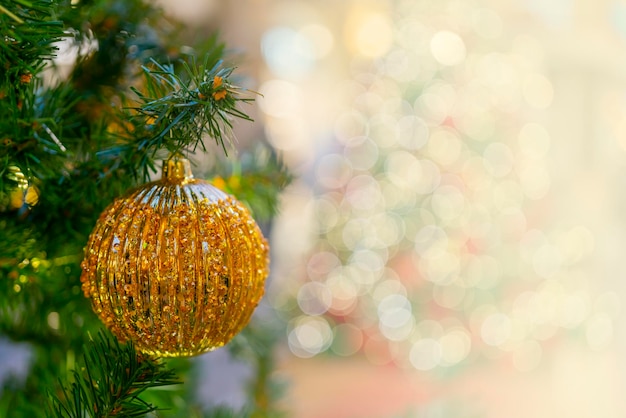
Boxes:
[0,0,289,416]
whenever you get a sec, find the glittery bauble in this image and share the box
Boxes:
[80,156,269,357]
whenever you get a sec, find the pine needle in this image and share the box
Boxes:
[48,331,180,418]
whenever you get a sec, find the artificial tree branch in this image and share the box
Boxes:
[49,332,180,418]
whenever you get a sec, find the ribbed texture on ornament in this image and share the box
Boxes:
[80,179,269,357]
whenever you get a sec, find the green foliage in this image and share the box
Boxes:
[98,45,258,182]
[0,0,290,416]
[130,53,255,155]
[49,332,180,418]
[0,252,92,347]
[0,0,64,73]
[1,0,67,221]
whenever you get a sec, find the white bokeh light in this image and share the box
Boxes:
[430,30,467,66]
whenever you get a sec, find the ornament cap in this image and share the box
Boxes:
[162,154,194,183]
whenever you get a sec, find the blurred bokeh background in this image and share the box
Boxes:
[8,0,626,417]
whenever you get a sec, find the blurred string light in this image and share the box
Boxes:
[259,0,618,372]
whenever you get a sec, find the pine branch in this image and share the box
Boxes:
[126,52,257,156]
[1,1,289,417]
[1,0,67,216]
[49,331,180,418]
[0,0,64,75]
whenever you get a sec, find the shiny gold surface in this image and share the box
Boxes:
[80,156,269,357]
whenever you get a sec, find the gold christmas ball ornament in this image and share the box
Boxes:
[80,155,269,357]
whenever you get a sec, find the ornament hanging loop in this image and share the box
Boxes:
[162,153,194,183]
